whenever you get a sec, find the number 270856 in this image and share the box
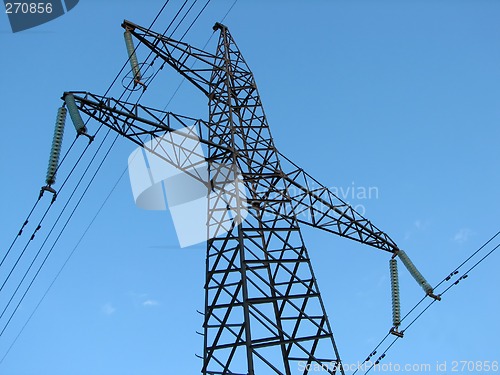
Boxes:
[5,2,53,14]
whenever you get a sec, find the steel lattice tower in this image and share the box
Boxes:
[61,20,416,375]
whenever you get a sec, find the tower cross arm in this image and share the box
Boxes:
[65,91,230,152]
[122,20,222,97]
[62,91,232,185]
[277,152,400,253]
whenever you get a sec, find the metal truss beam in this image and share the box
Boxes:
[61,20,411,375]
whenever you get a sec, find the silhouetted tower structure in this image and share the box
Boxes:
[57,20,437,375]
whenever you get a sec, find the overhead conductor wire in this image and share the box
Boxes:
[352,230,500,375]
[0,0,186,340]
[0,0,238,363]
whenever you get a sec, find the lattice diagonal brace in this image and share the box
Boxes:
[64,20,409,375]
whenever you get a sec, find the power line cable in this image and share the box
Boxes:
[0,131,112,327]
[0,1,241,367]
[0,139,94,292]
[0,133,121,338]
[0,161,129,364]
[0,0,201,295]
[0,0,180,309]
[353,231,500,375]
[0,0,220,358]
[0,135,81,269]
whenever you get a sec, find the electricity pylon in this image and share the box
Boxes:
[58,20,435,375]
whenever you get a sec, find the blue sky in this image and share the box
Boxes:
[0,1,499,374]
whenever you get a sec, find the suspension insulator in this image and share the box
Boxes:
[124,29,142,83]
[45,107,67,186]
[64,93,87,134]
[389,258,401,328]
[397,250,433,295]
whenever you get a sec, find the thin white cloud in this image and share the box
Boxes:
[414,219,430,231]
[102,302,116,315]
[142,299,160,307]
[403,219,430,241]
[453,228,473,244]
[377,273,388,288]
[129,291,148,299]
